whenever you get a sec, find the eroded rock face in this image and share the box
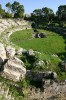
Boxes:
[0,19,31,33]
[3,57,26,81]
[0,43,6,60]
[0,43,26,81]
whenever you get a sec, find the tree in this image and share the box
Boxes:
[5,2,11,14]
[57,5,66,21]
[31,9,42,25]
[0,4,5,18]
[11,1,24,18]
[42,7,54,22]
[30,7,54,27]
[14,4,24,18]
[32,9,42,16]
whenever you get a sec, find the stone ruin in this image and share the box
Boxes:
[0,43,26,81]
[26,70,57,81]
[34,32,47,38]
[0,19,31,33]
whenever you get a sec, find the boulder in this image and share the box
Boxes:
[51,72,57,79]
[28,49,35,56]
[34,33,39,38]
[3,57,26,81]
[17,48,24,56]
[0,57,8,71]
[0,43,6,60]
[0,43,26,81]
[43,71,57,79]
[39,33,47,38]
[6,46,15,57]
[34,33,47,38]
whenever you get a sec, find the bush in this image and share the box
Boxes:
[31,22,37,29]
[4,12,12,18]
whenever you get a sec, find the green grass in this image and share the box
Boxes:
[10,29,66,54]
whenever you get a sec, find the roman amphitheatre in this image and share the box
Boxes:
[0,1,66,100]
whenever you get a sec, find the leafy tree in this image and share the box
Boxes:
[56,5,66,21]
[11,1,24,18]
[11,1,20,14]
[5,2,11,14]
[31,9,43,26]
[0,4,5,18]
[42,7,54,22]
[30,7,54,27]
[31,9,42,20]
[33,9,42,16]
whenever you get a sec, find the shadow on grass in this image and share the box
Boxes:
[20,53,37,70]
[57,52,66,60]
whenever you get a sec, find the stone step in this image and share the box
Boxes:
[5,65,25,74]
[3,68,21,81]
[4,58,26,74]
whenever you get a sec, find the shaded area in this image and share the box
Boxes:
[0,57,8,71]
[57,52,66,60]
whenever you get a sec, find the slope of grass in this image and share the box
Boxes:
[10,29,66,54]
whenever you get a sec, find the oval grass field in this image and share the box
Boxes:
[10,29,66,54]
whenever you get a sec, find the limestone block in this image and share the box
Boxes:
[6,46,15,57]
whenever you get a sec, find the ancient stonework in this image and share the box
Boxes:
[0,43,26,81]
[26,70,57,81]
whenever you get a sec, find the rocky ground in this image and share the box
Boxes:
[0,82,14,100]
[27,80,66,100]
